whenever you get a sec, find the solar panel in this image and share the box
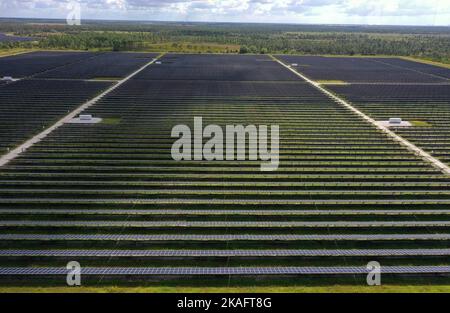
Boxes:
[0,53,449,285]
[0,234,449,241]
[36,53,159,79]
[0,80,112,154]
[1,221,449,228]
[1,266,449,276]
[275,55,448,83]
[0,209,448,216]
[1,199,450,205]
[1,249,449,257]
[0,52,96,78]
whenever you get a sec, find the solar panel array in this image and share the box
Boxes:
[275,55,450,83]
[0,79,111,154]
[1,220,450,228]
[329,84,450,168]
[0,51,97,78]
[371,58,450,80]
[1,209,449,216]
[1,266,450,276]
[0,51,160,155]
[36,52,157,79]
[2,233,450,241]
[0,53,449,284]
[1,249,450,257]
[134,54,301,81]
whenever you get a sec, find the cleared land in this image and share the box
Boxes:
[0,53,449,290]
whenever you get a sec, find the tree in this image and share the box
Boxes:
[239,45,250,54]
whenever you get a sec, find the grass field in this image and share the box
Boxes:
[0,48,36,57]
[1,285,450,293]
[401,57,450,69]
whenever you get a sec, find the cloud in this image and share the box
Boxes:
[0,0,449,25]
[343,0,450,16]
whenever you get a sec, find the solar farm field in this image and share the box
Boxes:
[370,58,450,80]
[0,52,161,156]
[276,55,448,83]
[36,52,158,80]
[327,71,450,168]
[134,54,301,81]
[0,51,97,78]
[0,53,450,289]
[0,79,111,154]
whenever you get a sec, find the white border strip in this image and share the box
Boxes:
[271,56,450,176]
[0,53,165,167]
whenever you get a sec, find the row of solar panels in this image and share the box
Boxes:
[1,221,450,227]
[1,234,449,241]
[5,189,450,194]
[0,209,449,216]
[1,266,450,276]
[1,249,449,257]
[2,199,450,205]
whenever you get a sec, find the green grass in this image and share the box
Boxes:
[101,118,122,125]
[0,48,35,57]
[2,275,450,290]
[1,285,450,293]
[400,57,450,69]
[410,121,433,127]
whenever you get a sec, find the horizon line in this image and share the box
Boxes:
[0,16,449,28]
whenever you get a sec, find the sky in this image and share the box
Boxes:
[0,0,450,26]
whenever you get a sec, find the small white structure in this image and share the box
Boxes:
[155,61,162,65]
[80,114,93,121]
[291,63,298,67]
[389,118,403,124]
[377,118,411,128]
[67,114,102,124]
[1,76,15,82]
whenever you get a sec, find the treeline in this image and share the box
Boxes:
[0,40,34,50]
[0,20,449,63]
[38,32,160,51]
[237,33,450,62]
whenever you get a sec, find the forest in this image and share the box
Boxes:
[0,18,449,63]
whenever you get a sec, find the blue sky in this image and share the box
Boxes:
[1,0,449,26]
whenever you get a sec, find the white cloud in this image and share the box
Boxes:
[0,0,449,25]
